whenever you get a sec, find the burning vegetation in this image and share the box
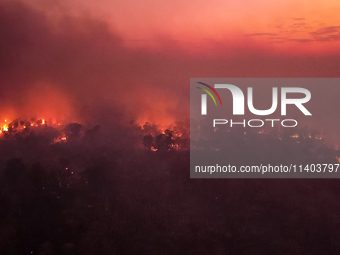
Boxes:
[0,118,68,142]
[0,117,190,151]
[0,117,331,154]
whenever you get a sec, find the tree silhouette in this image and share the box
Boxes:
[143,134,153,149]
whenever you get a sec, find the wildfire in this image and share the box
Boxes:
[53,135,67,143]
[0,118,68,143]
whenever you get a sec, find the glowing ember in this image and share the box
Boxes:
[290,134,299,139]
[171,144,180,150]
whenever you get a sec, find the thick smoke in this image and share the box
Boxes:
[0,0,340,135]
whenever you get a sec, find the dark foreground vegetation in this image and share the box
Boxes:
[0,122,340,255]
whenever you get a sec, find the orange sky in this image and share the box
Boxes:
[27,0,340,52]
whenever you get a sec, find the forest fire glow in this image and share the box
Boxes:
[2,124,8,132]
[0,117,69,143]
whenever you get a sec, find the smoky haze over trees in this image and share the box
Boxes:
[0,122,340,254]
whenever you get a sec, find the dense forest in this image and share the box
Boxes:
[0,121,340,254]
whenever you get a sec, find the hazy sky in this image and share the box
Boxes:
[28,0,340,49]
[0,0,340,131]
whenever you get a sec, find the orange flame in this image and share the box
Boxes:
[2,124,8,132]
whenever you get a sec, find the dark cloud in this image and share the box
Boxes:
[287,38,314,43]
[310,26,340,35]
[310,26,340,41]
[245,24,340,44]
